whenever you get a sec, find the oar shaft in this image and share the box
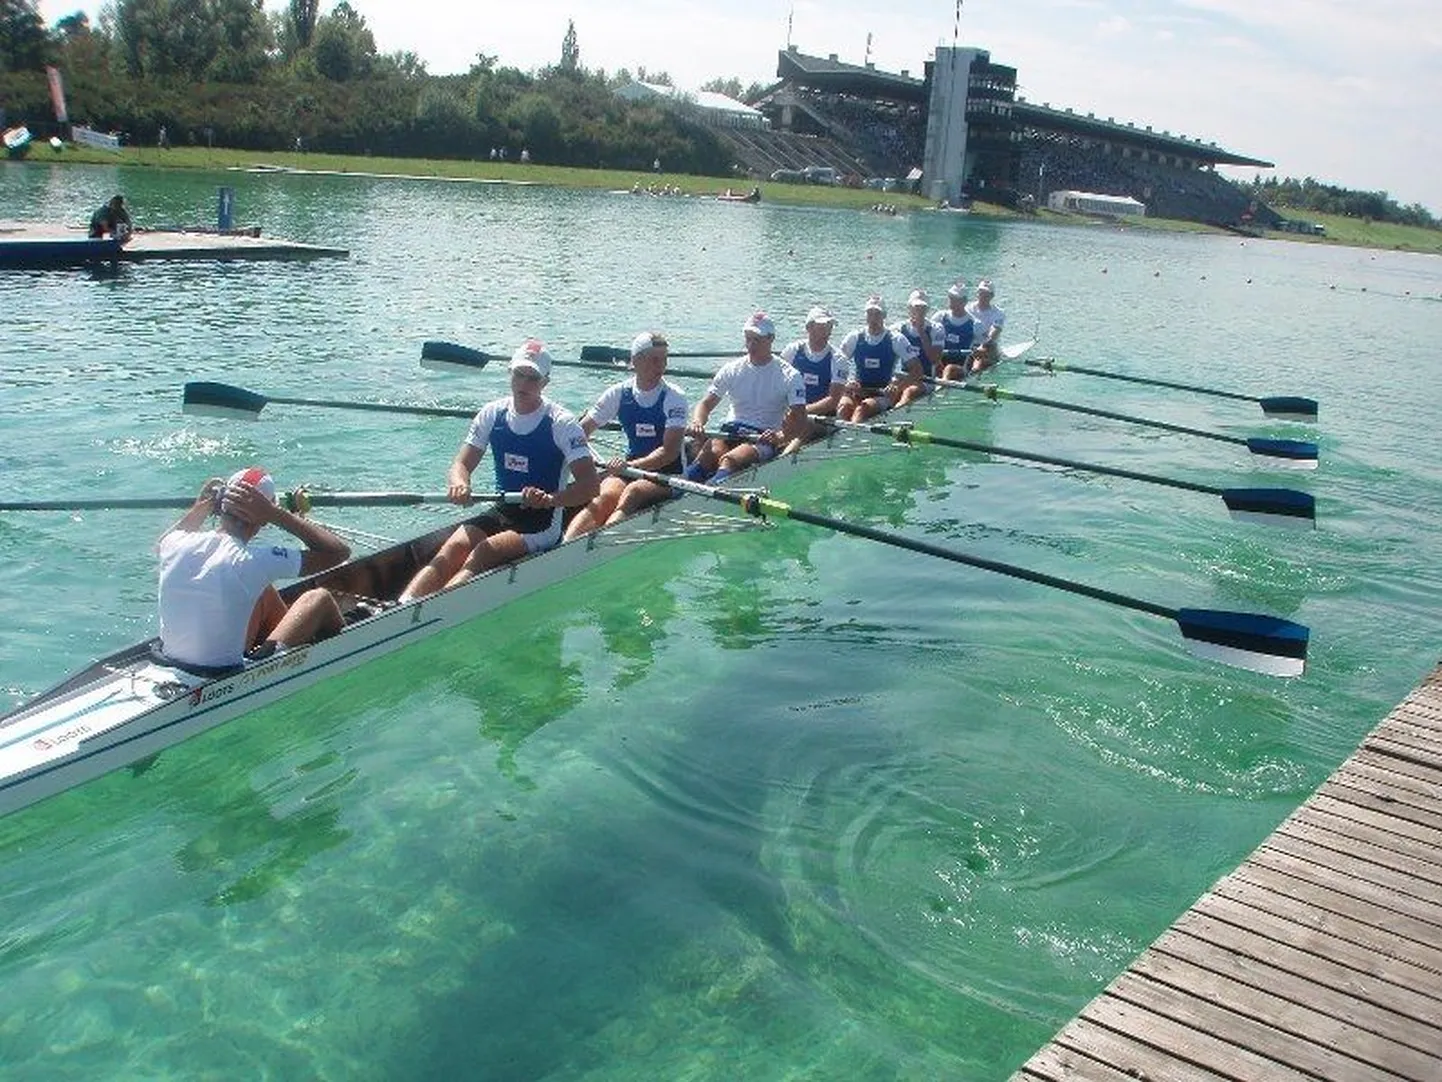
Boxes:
[555,356,719,381]
[0,496,199,512]
[268,395,472,419]
[1025,358,1258,404]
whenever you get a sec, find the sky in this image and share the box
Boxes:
[36,0,1442,214]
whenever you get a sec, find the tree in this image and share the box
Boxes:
[312,1,375,81]
[558,18,578,75]
[1,0,50,72]
[288,0,317,50]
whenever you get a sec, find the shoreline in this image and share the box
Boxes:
[16,144,1442,255]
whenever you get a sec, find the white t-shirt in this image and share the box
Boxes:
[705,356,807,429]
[157,529,303,668]
[967,301,1005,344]
[464,398,591,466]
[585,379,689,430]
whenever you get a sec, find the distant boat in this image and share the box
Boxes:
[716,188,762,204]
[3,126,32,160]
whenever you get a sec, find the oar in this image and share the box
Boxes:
[0,491,491,513]
[581,345,733,362]
[421,340,720,381]
[825,418,1315,528]
[1022,357,1317,421]
[620,467,1309,677]
[183,381,473,421]
[927,378,1319,469]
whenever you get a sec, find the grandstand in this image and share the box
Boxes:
[725,43,1277,225]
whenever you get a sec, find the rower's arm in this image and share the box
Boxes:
[270,506,351,575]
[629,426,684,472]
[447,443,484,504]
[691,391,721,432]
[545,455,600,509]
[156,477,224,545]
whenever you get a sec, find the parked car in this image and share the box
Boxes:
[769,169,806,184]
[801,166,839,186]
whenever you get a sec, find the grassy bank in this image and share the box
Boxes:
[23,143,1442,252]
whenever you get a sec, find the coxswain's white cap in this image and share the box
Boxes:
[225,466,276,503]
[907,289,929,309]
[947,280,969,300]
[976,279,994,295]
[805,306,836,326]
[864,295,886,315]
[631,331,667,358]
[743,311,776,337]
[509,339,553,378]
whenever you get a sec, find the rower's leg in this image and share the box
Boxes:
[606,478,670,524]
[446,529,528,588]
[267,588,344,648]
[247,585,288,649]
[400,523,486,601]
[565,476,626,540]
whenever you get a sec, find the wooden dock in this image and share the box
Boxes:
[0,221,346,267]
[1013,661,1442,1082]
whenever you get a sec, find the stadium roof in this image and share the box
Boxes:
[777,47,926,104]
[1013,100,1273,168]
[616,81,764,120]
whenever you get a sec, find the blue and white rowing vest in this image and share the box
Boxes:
[851,332,898,389]
[617,387,668,458]
[789,345,838,404]
[937,311,975,356]
[490,408,565,492]
[897,323,933,377]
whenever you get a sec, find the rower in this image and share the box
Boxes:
[894,288,944,406]
[156,467,351,674]
[779,305,848,419]
[683,311,807,485]
[967,279,1006,373]
[933,280,975,380]
[399,340,600,600]
[564,331,689,539]
[837,295,912,421]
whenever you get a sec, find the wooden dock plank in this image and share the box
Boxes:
[1013,660,1442,1081]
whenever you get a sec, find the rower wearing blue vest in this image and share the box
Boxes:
[838,295,913,421]
[934,280,975,381]
[894,288,944,406]
[565,331,689,539]
[780,305,848,418]
[399,340,599,600]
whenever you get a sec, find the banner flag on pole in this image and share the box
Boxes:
[45,66,69,124]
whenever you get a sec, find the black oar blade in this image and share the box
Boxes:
[1259,396,1319,422]
[182,381,266,420]
[580,345,629,363]
[1221,488,1316,530]
[420,340,494,373]
[1246,437,1319,470]
[1176,608,1309,677]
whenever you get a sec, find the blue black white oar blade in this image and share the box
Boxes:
[1221,487,1316,529]
[1259,396,1319,422]
[1246,436,1319,470]
[1176,608,1309,677]
[420,340,493,372]
[182,381,266,420]
[579,345,629,364]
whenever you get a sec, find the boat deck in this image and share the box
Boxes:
[1013,660,1442,1081]
[0,221,347,266]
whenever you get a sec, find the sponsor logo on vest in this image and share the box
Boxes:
[803,372,818,385]
[504,452,530,473]
[635,423,657,437]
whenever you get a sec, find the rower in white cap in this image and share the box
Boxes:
[779,305,849,419]
[966,279,1006,373]
[934,280,976,380]
[684,310,807,485]
[400,339,599,600]
[156,466,352,673]
[837,295,912,421]
[893,288,945,406]
[564,330,690,539]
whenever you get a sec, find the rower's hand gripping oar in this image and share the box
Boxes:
[823,418,1316,529]
[927,378,1319,470]
[1023,357,1318,422]
[0,490,509,513]
[619,467,1309,677]
[421,340,720,382]
[183,381,473,422]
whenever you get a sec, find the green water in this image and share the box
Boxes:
[2,160,1441,1080]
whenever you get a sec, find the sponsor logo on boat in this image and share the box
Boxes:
[32,723,93,751]
[504,452,529,473]
[185,649,311,708]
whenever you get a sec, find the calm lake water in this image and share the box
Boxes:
[2,160,1441,1080]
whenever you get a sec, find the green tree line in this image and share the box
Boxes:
[1244,175,1438,230]
[0,0,733,173]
